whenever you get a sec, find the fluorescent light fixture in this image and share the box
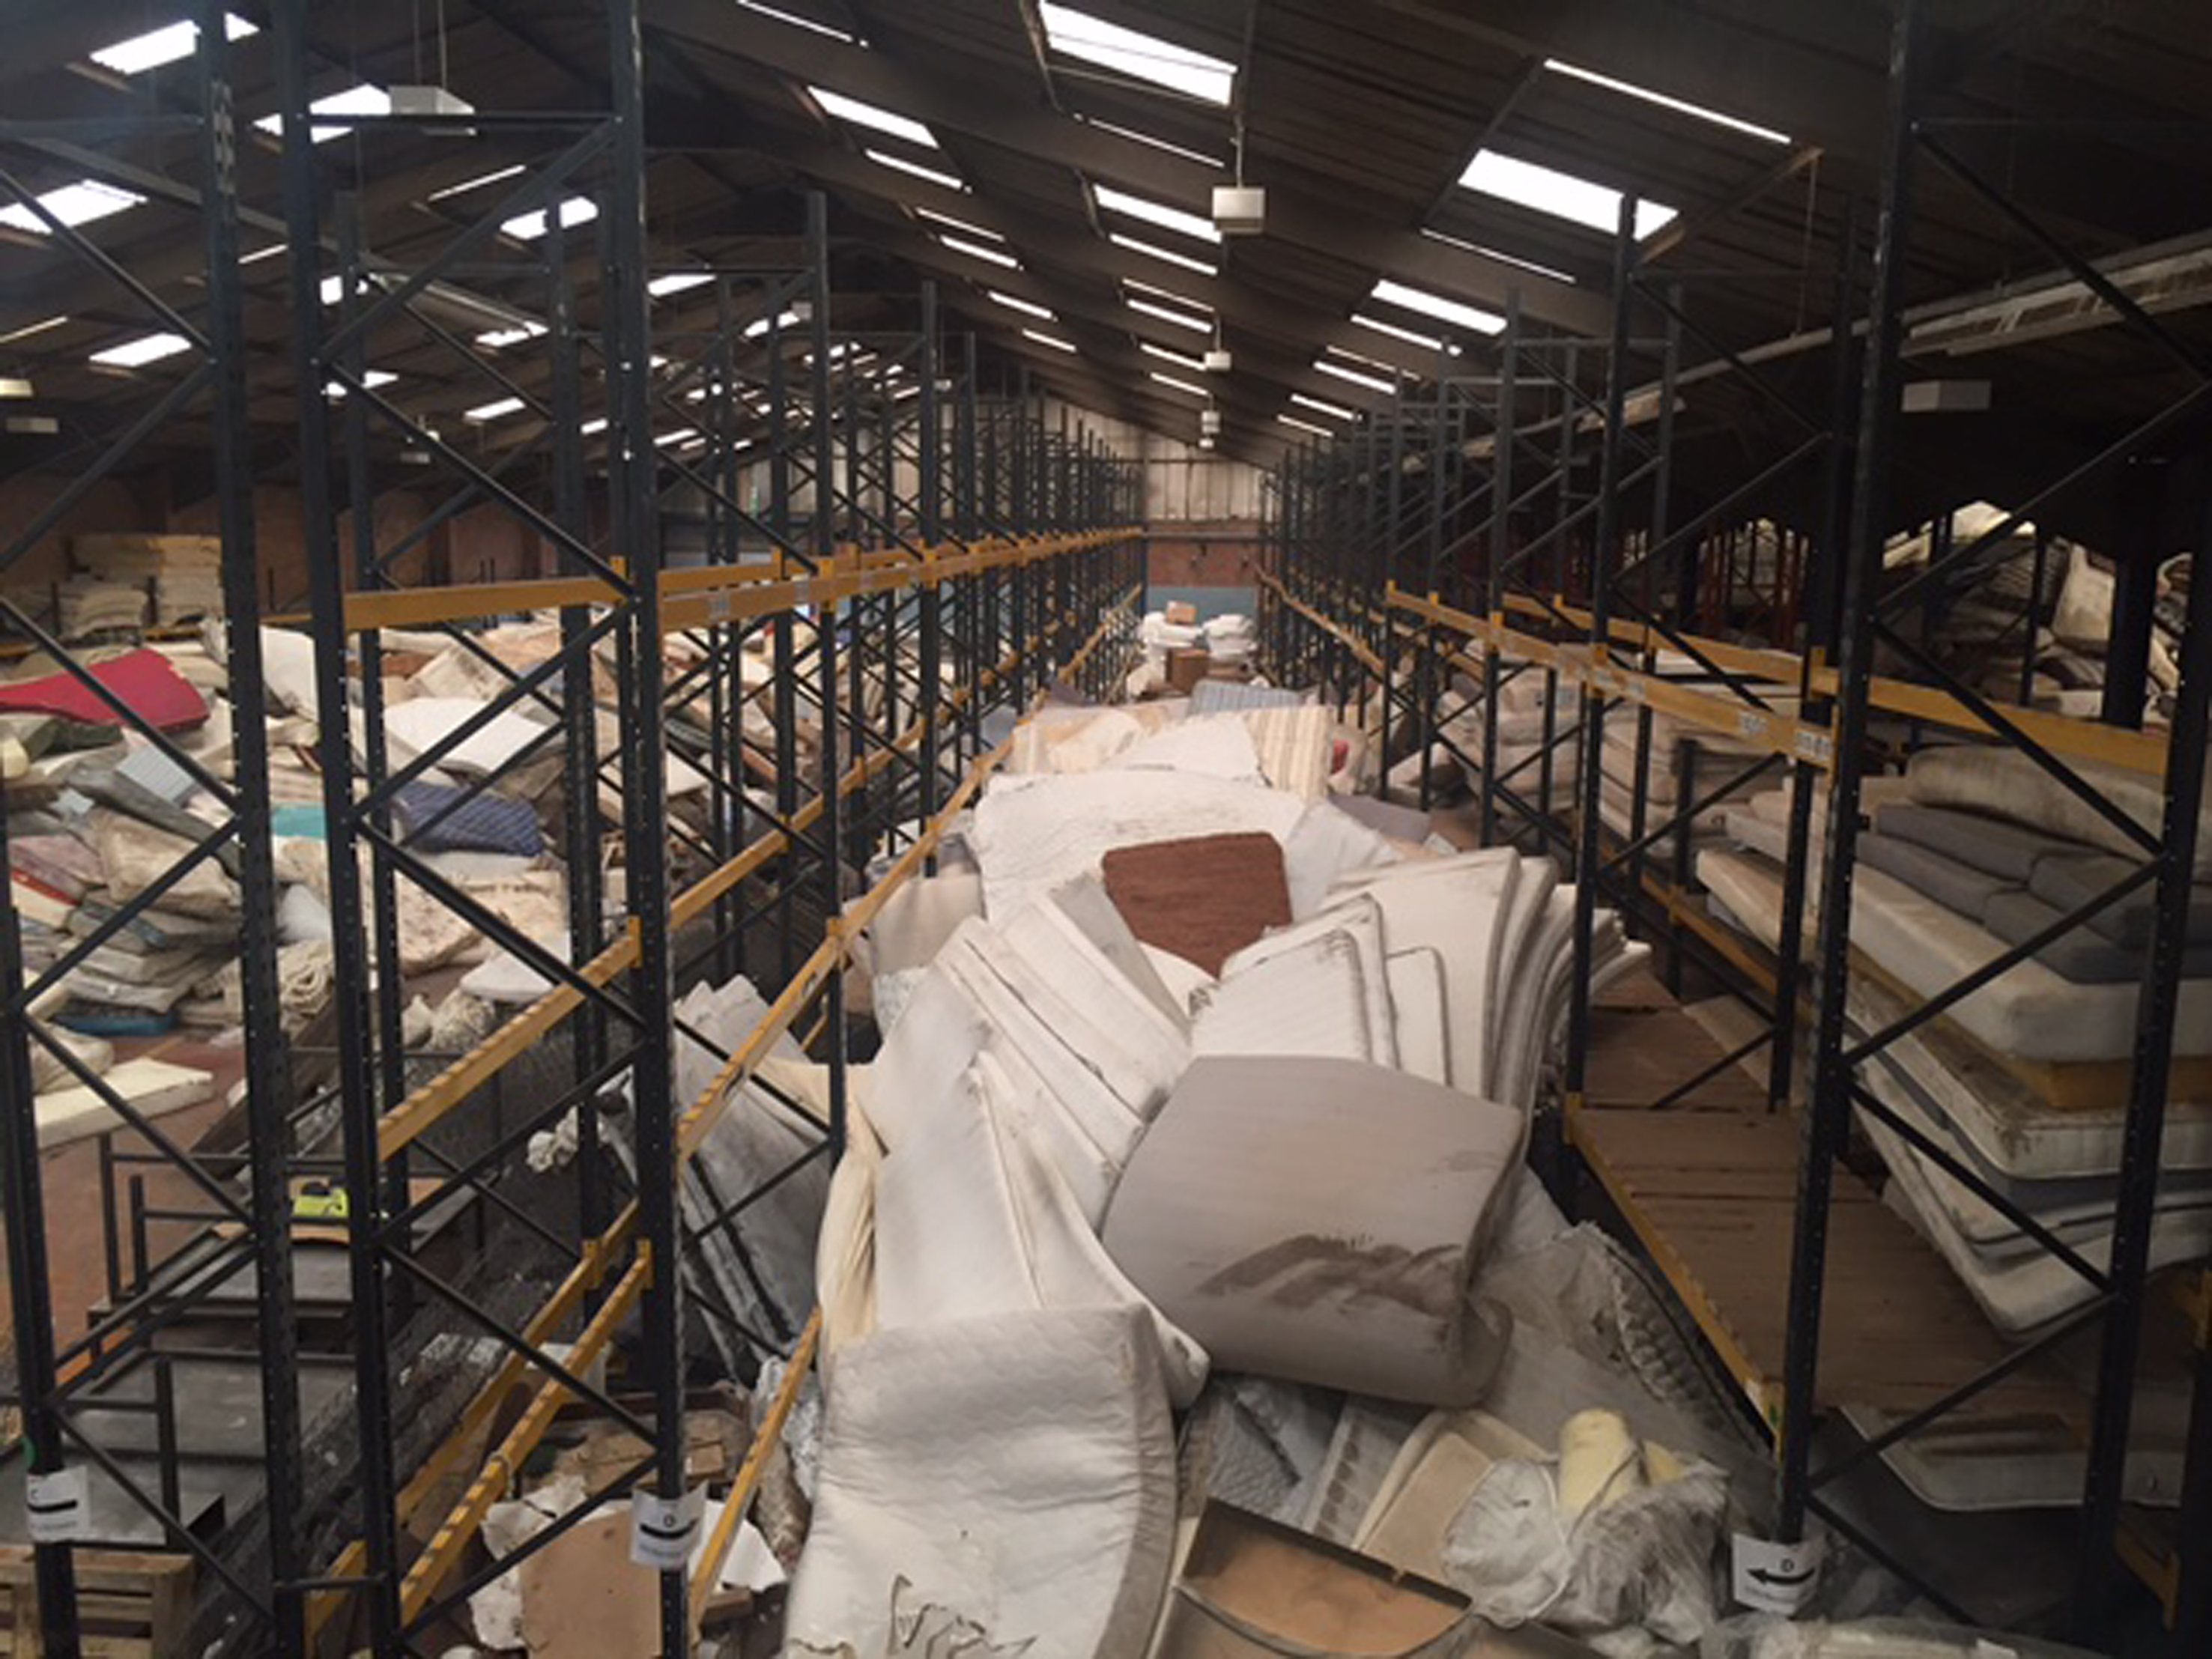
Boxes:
[864,148,966,192]
[1038,4,1234,105]
[1459,148,1676,238]
[1139,341,1205,371]
[1291,392,1354,420]
[892,380,922,400]
[655,426,700,446]
[323,369,398,399]
[0,180,145,237]
[808,85,936,148]
[581,416,609,435]
[428,163,527,202]
[464,396,527,422]
[1076,115,1223,168]
[1419,226,1578,284]
[0,378,33,399]
[743,308,804,339]
[91,13,255,76]
[255,84,393,143]
[1352,312,1449,354]
[1314,357,1393,393]
[1370,278,1504,336]
[915,206,1002,242]
[1021,328,1078,353]
[0,316,69,345]
[649,272,715,297]
[240,242,286,264]
[1277,413,1332,437]
[1109,232,1215,276]
[1148,370,1207,397]
[1543,58,1790,145]
[986,289,1055,321]
[1094,182,1219,243]
[89,332,191,368]
[1127,297,1208,334]
[1329,344,1398,374]
[937,233,1019,270]
[476,323,547,348]
[1124,276,1208,309]
[733,0,857,41]
[501,197,597,240]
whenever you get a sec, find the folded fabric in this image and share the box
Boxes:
[1105,1055,1521,1405]
[394,780,543,857]
[0,649,207,733]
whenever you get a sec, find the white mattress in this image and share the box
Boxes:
[970,770,1307,920]
[1696,849,2212,1063]
[1849,968,2212,1180]
[784,1306,1179,1657]
[1104,1055,1523,1407]
[1327,849,1519,1099]
[1908,744,2212,877]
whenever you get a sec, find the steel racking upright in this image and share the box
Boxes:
[0,7,292,1655]
[0,5,1145,1654]
[1261,1,2212,1637]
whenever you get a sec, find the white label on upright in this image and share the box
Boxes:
[1730,1531,1822,1614]
[25,1467,89,1543]
[630,1484,706,1571]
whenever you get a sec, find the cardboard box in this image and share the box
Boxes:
[1163,600,1199,625]
[1167,648,1211,694]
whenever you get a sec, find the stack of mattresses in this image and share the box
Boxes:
[1699,744,2212,1338]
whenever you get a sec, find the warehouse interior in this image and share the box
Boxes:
[2,1,2210,1655]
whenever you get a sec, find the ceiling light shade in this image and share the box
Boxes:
[1200,407,1222,436]
[1212,184,1265,236]
[1203,347,1232,372]
[1198,434,1216,450]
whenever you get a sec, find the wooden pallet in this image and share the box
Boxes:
[1571,984,2086,1437]
[0,1550,193,1659]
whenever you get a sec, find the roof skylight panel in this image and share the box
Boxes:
[1369,279,1504,336]
[809,86,938,148]
[1039,4,1234,106]
[648,273,715,297]
[865,149,966,193]
[90,13,255,76]
[0,181,145,237]
[1108,233,1216,277]
[89,333,191,368]
[1094,183,1219,243]
[1459,149,1676,238]
[464,396,527,422]
[1542,59,1790,145]
[502,198,598,240]
[477,323,548,348]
